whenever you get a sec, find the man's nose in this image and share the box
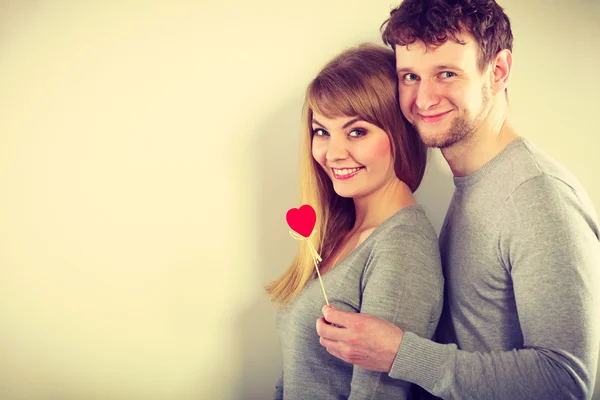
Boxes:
[415,80,441,110]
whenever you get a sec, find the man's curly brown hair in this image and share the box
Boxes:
[381,0,513,71]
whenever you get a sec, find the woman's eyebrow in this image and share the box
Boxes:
[312,117,364,129]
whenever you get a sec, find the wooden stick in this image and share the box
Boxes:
[289,231,329,305]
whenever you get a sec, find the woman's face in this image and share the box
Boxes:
[311,111,397,200]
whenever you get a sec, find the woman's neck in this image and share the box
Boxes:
[352,178,416,232]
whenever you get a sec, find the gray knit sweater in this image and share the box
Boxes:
[391,138,600,399]
[275,205,444,399]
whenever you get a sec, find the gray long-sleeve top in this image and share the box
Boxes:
[391,138,600,399]
[275,205,444,399]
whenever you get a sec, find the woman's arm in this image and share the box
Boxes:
[347,225,444,399]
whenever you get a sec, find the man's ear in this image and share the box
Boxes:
[490,49,512,94]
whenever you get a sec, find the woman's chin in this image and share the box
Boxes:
[332,186,359,199]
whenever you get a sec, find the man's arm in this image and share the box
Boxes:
[318,176,600,399]
[317,306,402,372]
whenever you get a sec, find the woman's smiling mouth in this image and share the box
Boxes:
[332,167,364,180]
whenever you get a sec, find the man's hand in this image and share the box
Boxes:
[315,305,404,372]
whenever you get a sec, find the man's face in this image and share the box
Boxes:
[395,32,493,149]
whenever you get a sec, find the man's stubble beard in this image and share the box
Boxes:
[415,85,491,149]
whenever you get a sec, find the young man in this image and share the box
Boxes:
[315,0,600,399]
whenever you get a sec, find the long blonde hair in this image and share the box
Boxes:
[266,43,426,305]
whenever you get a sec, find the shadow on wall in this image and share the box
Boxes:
[415,149,454,234]
[235,97,304,400]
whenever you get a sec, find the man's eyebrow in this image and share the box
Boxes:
[396,65,465,74]
[434,64,465,72]
[312,117,364,129]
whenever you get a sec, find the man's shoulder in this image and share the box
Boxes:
[504,139,579,191]
[492,139,594,212]
[502,141,599,234]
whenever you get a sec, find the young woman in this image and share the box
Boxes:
[267,43,443,400]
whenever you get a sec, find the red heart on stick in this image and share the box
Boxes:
[286,205,316,238]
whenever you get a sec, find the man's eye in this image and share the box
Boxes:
[440,71,456,79]
[403,73,419,82]
[312,128,328,137]
[348,129,366,138]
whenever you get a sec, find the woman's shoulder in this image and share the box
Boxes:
[374,205,438,245]
[356,226,377,247]
[346,206,440,269]
[362,206,443,282]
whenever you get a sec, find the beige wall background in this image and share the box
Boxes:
[0,0,598,399]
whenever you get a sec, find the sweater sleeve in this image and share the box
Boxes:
[390,175,600,400]
[349,224,444,399]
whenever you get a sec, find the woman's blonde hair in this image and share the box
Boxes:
[266,43,426,305]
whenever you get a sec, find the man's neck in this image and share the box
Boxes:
[441,103,519,177]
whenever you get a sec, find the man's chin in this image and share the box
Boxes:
[417,129,448,148]
[416,127,468,149]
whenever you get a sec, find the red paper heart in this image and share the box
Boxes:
[286,205,316,238]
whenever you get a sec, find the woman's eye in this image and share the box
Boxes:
[312,128,328,137]
[403,73,419,82]
[348,129,366,138]
[440,71,456,79]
